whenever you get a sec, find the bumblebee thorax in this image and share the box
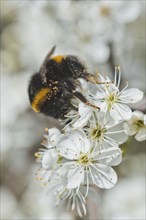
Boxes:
[51,55,65,63]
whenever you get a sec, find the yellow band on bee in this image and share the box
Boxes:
[51,55,65,63]
[32,88,50,112]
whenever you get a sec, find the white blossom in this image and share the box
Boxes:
[95,0,141,40]
[46,174,87,217]
[94,67,143,121]
[57,131,122,191]
[36,159,87,217]
[34,66,144,217]
[87,111,128,149]
[66,108,128,149]
[34,67,143,217]
[123,111,146,142]
[35,128,62,183]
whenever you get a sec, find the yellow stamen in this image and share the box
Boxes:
[118,66,121,71]
[78,154,90,165]
[34,152,42,158]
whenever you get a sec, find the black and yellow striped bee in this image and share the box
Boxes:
[28,46,101,119]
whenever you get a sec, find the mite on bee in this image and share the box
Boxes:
[28,46,106,119]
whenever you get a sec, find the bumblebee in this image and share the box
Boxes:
[28,46,102,119]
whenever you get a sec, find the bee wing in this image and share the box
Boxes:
[43,45,56,65]
[39,45,56,83]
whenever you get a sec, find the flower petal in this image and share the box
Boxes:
[98,102,108,113]
[104,112,119,128]
[57,131,91,159]
[96,111,105,127]
[38,169,52,183]
[135,128,146,142]
[66,165,84,189]
[93,147,122,166]
[95,92,106,99]
[49,127,61,142]
[42,150,58,169]
[110,103,132,121]
[123,122,137,136]
[97,138,119,150]
[120,88,143,103]
[72,103,92,128]
[77,78,89,93]
[90,163,117,189]
[57,136,80,160]
[132,110,144,120]
[106,123,128,144]
[43,127,61,148]
[74,131,91,153]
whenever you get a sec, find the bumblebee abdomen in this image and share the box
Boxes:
[28,72,72,118]
[31,88,51,112]
[28,73,44,103]
[28,73,52,113]
[40,95,72,119]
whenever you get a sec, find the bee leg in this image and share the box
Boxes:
[72,91,100,109]
[86,73,112,84]
[64,80,100,109]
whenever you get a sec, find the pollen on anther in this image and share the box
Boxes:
[34,152,42,158]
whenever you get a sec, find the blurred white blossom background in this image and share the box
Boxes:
[1,0,145,219]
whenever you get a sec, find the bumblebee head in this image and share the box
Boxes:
[28,73,50,113]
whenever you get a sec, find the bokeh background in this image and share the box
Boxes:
[1,1,145,219]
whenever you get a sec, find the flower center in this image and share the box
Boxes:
[91,124,106,141]
[100,6,111,17]
[78,154,90,165]
[106,93,118,111]
[134,120,145,130]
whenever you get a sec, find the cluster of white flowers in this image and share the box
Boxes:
[35,68,144,217]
